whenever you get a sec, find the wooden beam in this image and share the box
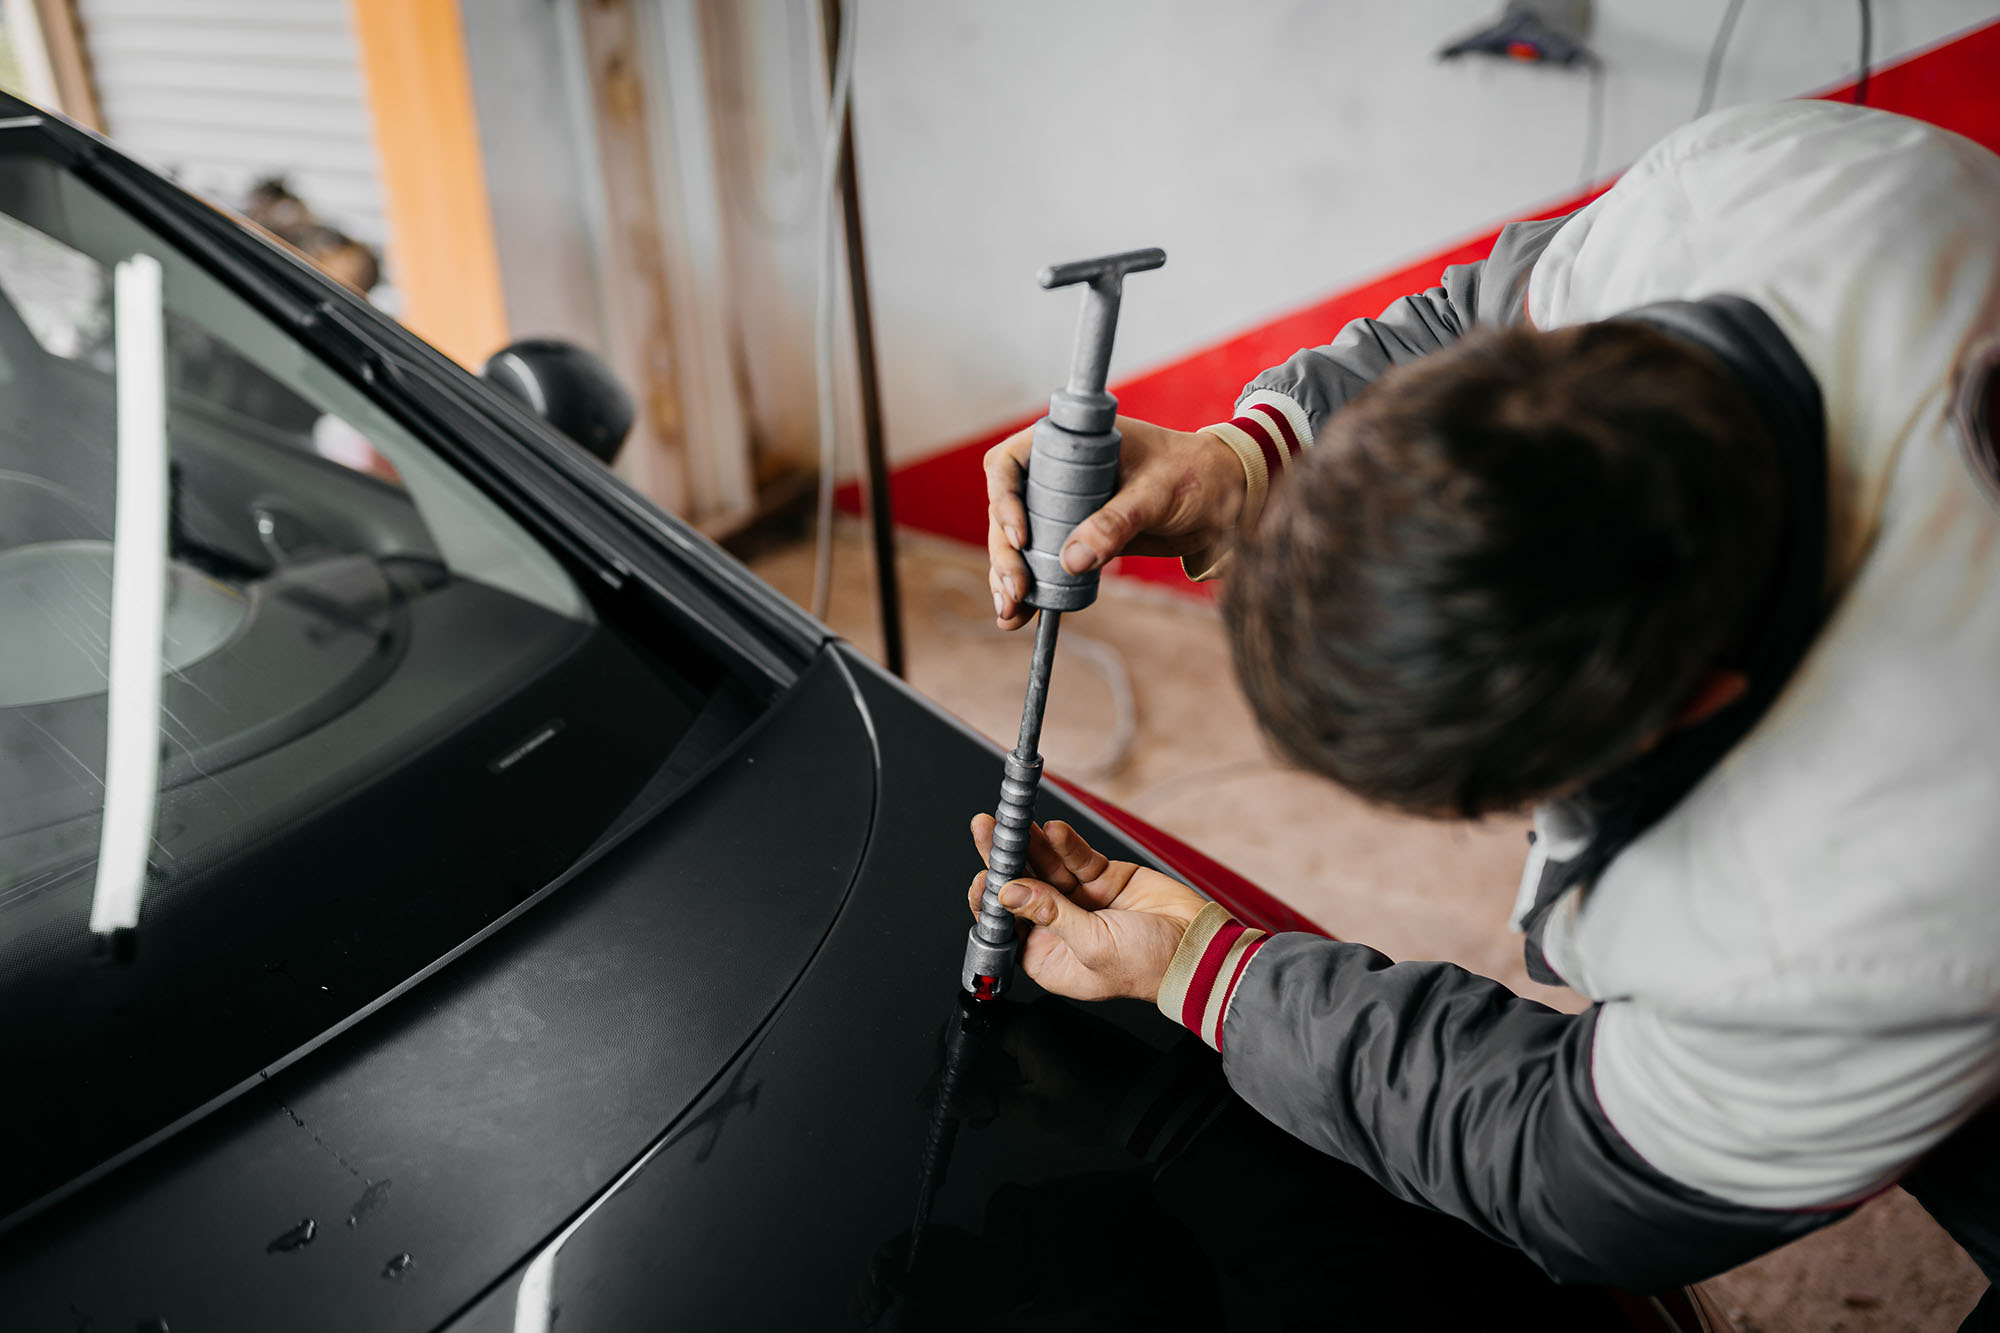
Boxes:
[568,0,692,516]
[348,0,509,369]
[29,0,101,130]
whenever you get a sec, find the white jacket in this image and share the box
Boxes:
[1179,101,2000,1284]
[1532,99,2000,1210]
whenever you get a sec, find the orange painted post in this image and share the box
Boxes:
[348,0,508,367]
[30,0,103,131]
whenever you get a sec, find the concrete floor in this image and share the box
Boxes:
[751,525,1985,1331]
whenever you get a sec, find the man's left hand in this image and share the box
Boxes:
[966,816,1206,1002]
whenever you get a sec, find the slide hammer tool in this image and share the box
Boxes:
[962,246,1166,1000]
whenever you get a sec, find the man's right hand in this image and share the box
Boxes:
[985,416,1245,629]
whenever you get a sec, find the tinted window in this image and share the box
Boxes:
[0,151,707,1219]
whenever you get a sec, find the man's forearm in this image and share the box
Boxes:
[1161,924,1831,1290]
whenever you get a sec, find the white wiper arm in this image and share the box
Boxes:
[90,253,166,941]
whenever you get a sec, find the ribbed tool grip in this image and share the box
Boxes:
[1022,418,1121,612]
[963,751,1041,994]
[982,751,1042,894]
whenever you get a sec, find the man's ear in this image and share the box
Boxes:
[1675,670,1749,729]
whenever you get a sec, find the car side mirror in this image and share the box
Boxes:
[480,339,635,465]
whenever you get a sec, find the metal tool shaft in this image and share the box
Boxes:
[963,609,1061,997]
[961,247,1163,999]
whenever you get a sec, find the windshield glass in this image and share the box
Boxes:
[0,149,711,1220]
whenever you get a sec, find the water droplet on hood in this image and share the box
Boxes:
[265,1218,317,1254]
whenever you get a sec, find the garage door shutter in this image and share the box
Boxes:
[73,0,389,248]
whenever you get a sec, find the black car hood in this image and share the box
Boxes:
[442,651,1625,1332]
[2,646,1621,1331]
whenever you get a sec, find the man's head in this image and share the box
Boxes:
[1223,320,1783,819]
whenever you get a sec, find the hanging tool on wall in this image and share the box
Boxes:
[962,247,1166,1001]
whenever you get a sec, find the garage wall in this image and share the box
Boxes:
[847,0,2000,469]
[57,1,2000,524]
[73,0,389,248]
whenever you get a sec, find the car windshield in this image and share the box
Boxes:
[0,149,725,1220]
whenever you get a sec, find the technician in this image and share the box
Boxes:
[972,100,2000,1315]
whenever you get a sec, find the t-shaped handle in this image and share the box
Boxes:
[1018,247,1166,611]
[1038,247,1166,434]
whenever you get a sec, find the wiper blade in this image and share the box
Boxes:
[90,254,168,952]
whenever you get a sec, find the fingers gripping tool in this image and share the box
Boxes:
[962,247,1165,999]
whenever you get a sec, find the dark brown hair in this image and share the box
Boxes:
[1223,320,1783,818]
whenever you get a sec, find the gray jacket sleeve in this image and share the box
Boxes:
[1221,934,1830,1290]
[1244,212,1572,444]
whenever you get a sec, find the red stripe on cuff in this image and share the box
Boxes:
[1249,402,1302,458]
[1180,921,1248,1032]
[1230,414,1285,479]
[1211,933,1271,1051]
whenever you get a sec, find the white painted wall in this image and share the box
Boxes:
[846,0,2000,465]
[461,0,608,357]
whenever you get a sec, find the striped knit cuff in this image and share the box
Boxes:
[1155,900,1272,1050]
[1179,392,1313,584]
[1238,390,1314,460]
[1231,392,1312,508]
[1180,424,1259,583]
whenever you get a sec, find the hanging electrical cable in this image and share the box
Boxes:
[927,568,1138,781]
[809,0,858,622]
[1576,54,1606,186]
[1694,0,1746,120]
[712,1,824,237]
[1697,0,1869,124]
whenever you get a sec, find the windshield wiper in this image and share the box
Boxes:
[89,253,168,955]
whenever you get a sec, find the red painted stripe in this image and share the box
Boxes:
[1251,402,1302,458]
[1232,413,1285,478]
[838,17,2000,599]
[1181,921,1247,1032]
[1213,933,1272,1051]
[838,202,1592,586]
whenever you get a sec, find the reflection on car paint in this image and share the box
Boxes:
[344,1177,392,1230]
[902,992,992,1278]
[508,1054,771,1333]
